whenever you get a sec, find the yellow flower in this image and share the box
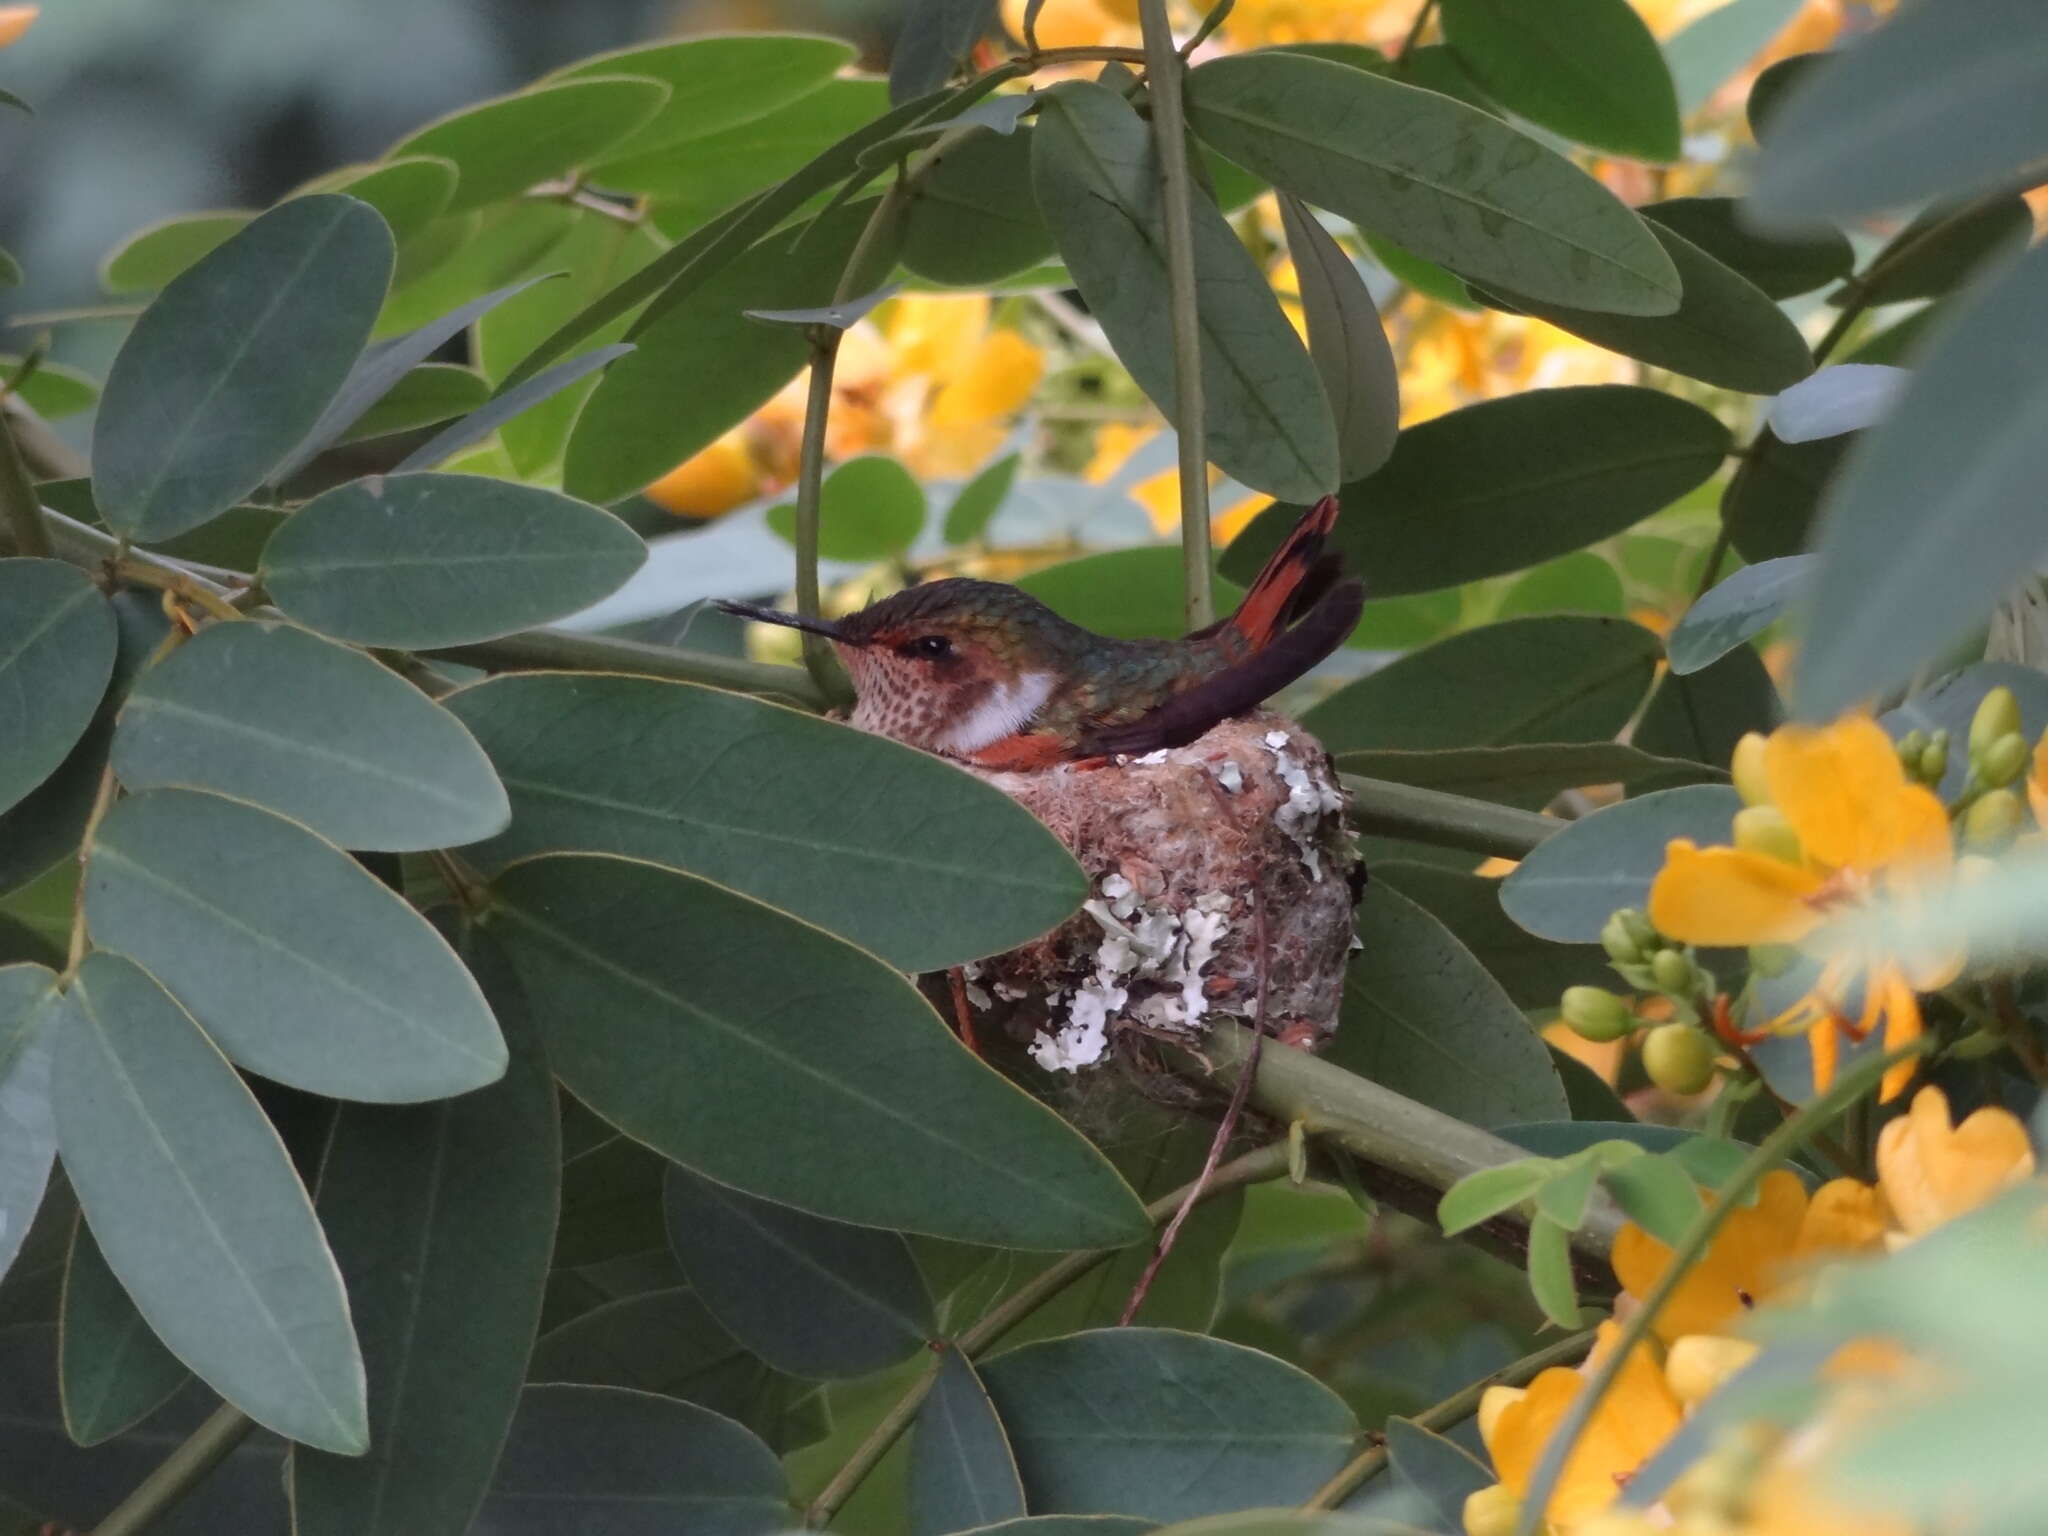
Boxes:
[930,327,1043,429]
[1477,1320,1683,1526]
[1220,0,1412,48]
[1615,1170,1835,1343]
[644,431,760,519]
[1874,1084,2036,1239]
[0,7,37,49]
[1648,716,1958,1099]
[2028,730,2048,829]
[1082,424,1265,539]
[998,0,1135,49]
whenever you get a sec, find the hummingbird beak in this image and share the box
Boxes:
[713,600,859,643]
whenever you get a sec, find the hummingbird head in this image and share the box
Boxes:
[718,579,1073,757]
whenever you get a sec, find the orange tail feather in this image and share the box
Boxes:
[1226,495,1341,650]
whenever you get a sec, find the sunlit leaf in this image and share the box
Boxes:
[556,34,855,160]
[99,212,252,295]
[390,77,671,213]
[767,454,926,560]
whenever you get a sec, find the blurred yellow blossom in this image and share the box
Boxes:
[1083,423,1267,539]
[1873,1084,2036,1240]
[0,7,37,49]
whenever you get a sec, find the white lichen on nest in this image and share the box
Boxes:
[958,711,1359,1077]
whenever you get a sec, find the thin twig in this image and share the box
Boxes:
[88,1405,255,1536]
[1395,0,1438,64]
[64,766,120,979]
[1120,897,1268,1324]
[1136,0,1214,630]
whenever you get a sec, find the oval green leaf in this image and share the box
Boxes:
[1374,861,1612,1009]
[1640,197,1851,301]
[0,354,100,419]
[1440,0,1680,160]
[1668,556,1813,676]
[0,964,58,1288]
[84,788,506,1103]
[1303,615,1664,755]
[474,1385,787,1536]
[1630,645,1780,769]
[1034,80,1338,504]
[296,156,461,241]
[391,77,671,214]
[1335,742,1721,810]
[0,560,116,819]
[445,671,1085,973]
[1385,1416,1494,1533]
[767,454,927,561]
[555,34,855,160]
[1499,783,1741,941]
[113,621,510,852]
[980,1328,1356,1521]
[47,953,366,1452]
[1016,546,1247,642]
[905,126,1057,286]
[944,452,1021,544]
[262,472,646,647]
[1723,428,1847,564]
[490,853,1146,1250]
[94,196,394,541]
[1279,195,1399,482]
[663,1164,933,1379]
[1225,388,1730,597]
[1325,883,1568,1127]
[59,1221,188,1446]
[99,211,252,295]
[338,362,490,442]
[912,1348,1027,1536]
[1495,550,1626,619]
[291,928,559,1536]
[1186,53,1680,315]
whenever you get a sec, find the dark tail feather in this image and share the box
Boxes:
[1081,578,1365,757]
[1224,495,1341,650]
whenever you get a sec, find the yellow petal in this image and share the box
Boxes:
[1613,1170,1809,1341]
[1648,840,1825,947]
[1875,1085,2037,1235]
[0,7,36,48]
[1876,970,1923,1102]
[930,329,1043,428]
[1764,717,1950,872]
[1797,1177,1889,1254]
[890,293,988,378]
[644,433,758,519]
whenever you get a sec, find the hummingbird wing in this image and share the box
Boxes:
[1078,578,1365,758]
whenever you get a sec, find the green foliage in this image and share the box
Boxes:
[910,1349,1028,1534]
[1501,785,1740,941]
[769,453,927,559]
[0,561,115,819]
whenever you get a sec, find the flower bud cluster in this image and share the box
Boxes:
[1558,906,1722,1096]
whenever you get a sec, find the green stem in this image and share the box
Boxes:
[1510,1040,1928,1536]
[0,414,53,558]
[90,1404,255,1536]
[1302,1327,1599,1510]
[1340,773,1560,859]
[1137,0,1214,631]
[427,627,827,709]
[803,1141,1293,1527]
[1395,0,1438,65]
[793,334,844,698]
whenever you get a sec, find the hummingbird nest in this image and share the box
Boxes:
[954,711,1360,1086]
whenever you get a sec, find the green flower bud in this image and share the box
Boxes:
[1979,731,2030,789]
[1964,787,2024,849]
[1642,1022,1718,1096]
[1561,985,1635,1042]
[1650,947,1695,996]
[1732,804,1802,865]
[1970,685,2023,760]
[1918,733,1949,787]
[1462,1485,1522,1536]
[1618,907,1659,955]
[1600,913,1643,965]
[1896,728,1929,772]
[1730,731,1771,807]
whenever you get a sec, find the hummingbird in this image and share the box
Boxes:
[719,496,1364,771]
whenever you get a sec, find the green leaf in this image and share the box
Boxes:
[663,1165,933,1379]
[1668,556,1813,675]
[1666,1136,1750,1191]
[491,854,1145,1250]
[296,156,461,241]
[1224,388,1730,597]
[905,127,1057,286]
[475,1385,788,1535]
[1145,1519,1433,1536]
[58,1221,188,1446]
[1278,196,1398,482]
[112,621,509,853]
[1768,365,1905,446]
[0,561,116,819]
[980,1329,1356,1522]
[99,211,252,294]
[1838,199,2032,308]
[1603,1153,1704,1247]
[1641,197,1851,301]
[338,362,490,442]
[400,343,634,475]
[767,454,927,560]
[1749,0,2048,224]
[1440,0,1679,160]
[47,953,366,1452]
[1723,428,1847,564]
[562,198,874,505]
[555,34,856,161]
[1034,81,1338,504]
[1336,743,1721,810]
[94,196,394,541]
[1436,1159,1550,1235]
[291,928,559,1536]
[1303,615,1663,756]
[377,202,575,339]
[1374,862,1612,1009]
[1326,883,1568,1127]
[1632,645,1780,770]
[1384,1416,1494,1533]
[1525,1214,1580,1327]
[892,0,998,102]
[0,354,99,419]
[1016,547,1247,642]
[1499,784,1740,941]
[84,787,506,1103]
[447,671,1083,971]
[1478,223,1813,394]
[0,964,57,1287]
[1534,1154,1602,1230]
[944,453,1020,544]
[1795,238,2048,718]
[262,472,645,647]
[911,1348,1028,1536]
[1185,53,1680,315]
[391,77,670,214]
[1496,550,1625,619]
[1663,0,1805,117]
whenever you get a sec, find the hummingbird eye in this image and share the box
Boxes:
[903,634,953,660]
